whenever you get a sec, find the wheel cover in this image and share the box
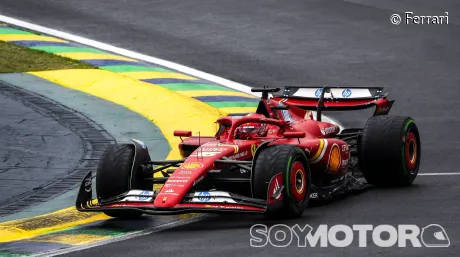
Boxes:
[290,161,307,202]
[405,131,418,172]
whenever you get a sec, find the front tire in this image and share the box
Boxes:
[359,116,421,187]
[252,145,311,219]
[96,143,149,219]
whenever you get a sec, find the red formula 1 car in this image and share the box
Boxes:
[76,86,421,219]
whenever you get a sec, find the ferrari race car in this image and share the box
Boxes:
[76,86,421,219]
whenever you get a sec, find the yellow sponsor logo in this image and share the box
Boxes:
[182,162,203,169]
[328,144,341,172]
[251,144,257,156]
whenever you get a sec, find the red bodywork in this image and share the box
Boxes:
[76,87,394,214]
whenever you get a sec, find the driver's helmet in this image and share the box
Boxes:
[235,113,268,139]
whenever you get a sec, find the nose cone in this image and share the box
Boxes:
[154,146,235,208]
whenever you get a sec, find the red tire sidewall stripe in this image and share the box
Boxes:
[290,161,306,202]
[405,132,417,171]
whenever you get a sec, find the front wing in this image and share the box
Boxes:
[76,171,267,215]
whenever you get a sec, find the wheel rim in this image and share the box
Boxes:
[290,161,307,202]
[405,131,418,173]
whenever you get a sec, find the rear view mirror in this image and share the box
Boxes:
[174,130,192,137]
[283,132,305,138]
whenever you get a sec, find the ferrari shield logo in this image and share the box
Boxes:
[251,144,257,156]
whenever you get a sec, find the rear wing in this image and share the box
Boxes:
[252,86,394,121]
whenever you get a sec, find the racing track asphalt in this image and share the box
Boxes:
[0,82,84,216]
[1,0,459,256]
[0,80,115,219]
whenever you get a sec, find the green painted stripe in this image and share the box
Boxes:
[60,227,138,237]
[206,101,259,108]
[0,28,35,35]
[30,46,106,54]
[101,65,172,73]
[0,251,30,256]
[162,83,235,91]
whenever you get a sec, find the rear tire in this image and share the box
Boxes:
[252,145,311,219]
[96,143,148,219]
[359,116,421,187]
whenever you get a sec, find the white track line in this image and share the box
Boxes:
[418,173,460,176]
[0,14,343,130]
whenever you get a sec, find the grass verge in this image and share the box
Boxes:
[0,41,95,73]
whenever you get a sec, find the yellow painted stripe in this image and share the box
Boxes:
[177,90,256,98]
[30,69,225,160]
[310,139,325,161]
[120,71,198,80]
[0,207,108,242]
[56,52,137,61]
[0,34,67,42]
[218,107,258,115]
[30,234,111,245]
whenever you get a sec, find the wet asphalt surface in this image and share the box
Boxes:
[0,0,459,256]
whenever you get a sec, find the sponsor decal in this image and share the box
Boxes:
[342,88,352,98]
[314,88,323,97]
[179,170,193,174]
[193,176,204,186]
[167,179,188,183]
[165,189,174,193]
[320,126,337,136]
[181,162,203,169]
[138,191,151,201]
[120,190,154,202]
[328,144,341,172]
[165,183,184,187]
[342,159,349,167]
[251,144,257,156]
[191,191,237,203]
[170,176,191,179]
[158,192,179,196]
[310,193,318,199]
[84,177,92,193]
[216,144,239,153]
[197,192,211,202]
[267,173,283,204]
[190,151,220,157]
[342,144,349,152]
[162,196,167,202]
[273,177,281,200]
[229,150,249,160]
[200,147,225,152]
